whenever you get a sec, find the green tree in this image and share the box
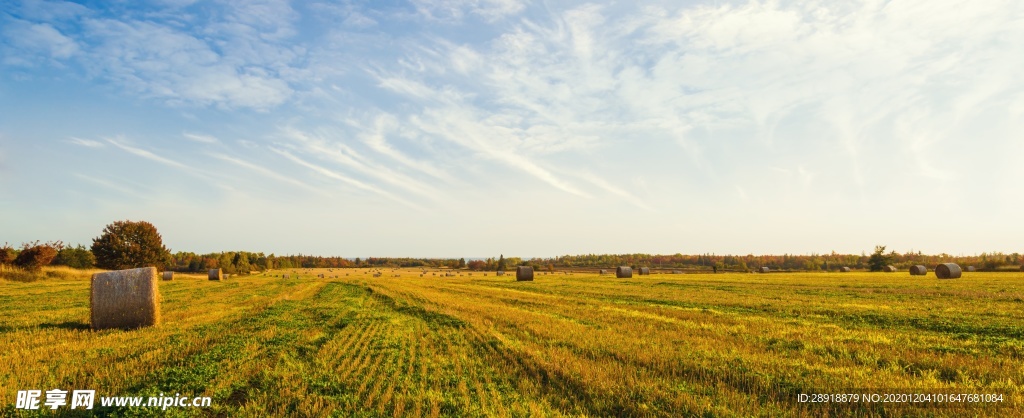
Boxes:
[91,220,171,270]
[497,254,507,272]
[868,245,893,272]
[53,244,96,269]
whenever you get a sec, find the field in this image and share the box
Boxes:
[2,268,1023,417]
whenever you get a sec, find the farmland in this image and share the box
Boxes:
[2,268,1022,417]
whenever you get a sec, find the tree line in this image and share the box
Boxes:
[4,220,1022,273]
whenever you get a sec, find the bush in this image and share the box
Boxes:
[53,244,96,269]
[13,241,63,271]
[91,220,171,270]
[0,243,15,265]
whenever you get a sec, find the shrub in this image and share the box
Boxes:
[13,241,63,271]
[0,243,15,265]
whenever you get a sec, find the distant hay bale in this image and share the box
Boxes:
[759,267,770,273]
[496,271,504,276]
[208,269,223,281]
[909,265,927,276]
[840,267,851,272]
[935,263,962,279]
[883,265,897,273]
[516,266,534,281]
[1020,265,1024,272]
[91,267,160,330]
[672,270,682,274]
[283,274,290,279]
[599,269,608,275]
[616,266,632,278]
[162,271,173,281]
[639,267,650,275]
[966,266,976,272]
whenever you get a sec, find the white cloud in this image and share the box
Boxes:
[281,127,441,199]
[68,137,104,147]
[411,0,526,22]
[209,152,325,195]
[79,17,295,109]
[183,133,219,144]
[2,19,79,61]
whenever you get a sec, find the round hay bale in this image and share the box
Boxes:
[638,267,650,275]
[496,271,504,276]
[616,266,632,278]
[91,267,160,330]
[909,265,927,276]
[208,268,223,281]
[966,266,976,272]
[516,266,534,281]
[1020,265,1024,272]
[162,271,173,281]
[672,270,682,274]
[840,267,851,272]
[883,265,897,272]
[935,263,962,279]
[759,267,770,273]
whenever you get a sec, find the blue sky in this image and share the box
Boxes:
[1,0,1022,258]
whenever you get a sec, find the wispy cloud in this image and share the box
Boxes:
[74,173,136,195]
[68,137,104,148]
[208,152,325,196]
[1,19,79,63]
[282,127,441,199]
[105,136,192,171]
[269,147,423,209]
[183,133,219,144]
[411,0,526,22]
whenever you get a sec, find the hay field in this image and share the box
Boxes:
[2,268,1023,416]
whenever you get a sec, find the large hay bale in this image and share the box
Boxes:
[91,267,160,330]
[162,271,173,281]
[759,267,770,273]
[935,263,962,279]
[909,265,927,276]
[516,266,534,281]
[966,266,976,272]
[208,269,223,281]
[883,265,897,272]
[616,266,632,278]
[1020,265,1024,272]
[840,267,851,272]
[638,267,651,275]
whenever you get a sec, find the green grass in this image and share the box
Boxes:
[1,268,1022,416]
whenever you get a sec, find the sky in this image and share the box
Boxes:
[1,0,1022,258]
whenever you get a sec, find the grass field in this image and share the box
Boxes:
[2,268,1022,417]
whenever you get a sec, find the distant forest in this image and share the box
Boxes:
[164,250,1024,274]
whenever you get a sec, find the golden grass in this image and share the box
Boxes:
[1,268,1021,416]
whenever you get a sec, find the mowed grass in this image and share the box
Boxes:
[2,268,1023,417]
